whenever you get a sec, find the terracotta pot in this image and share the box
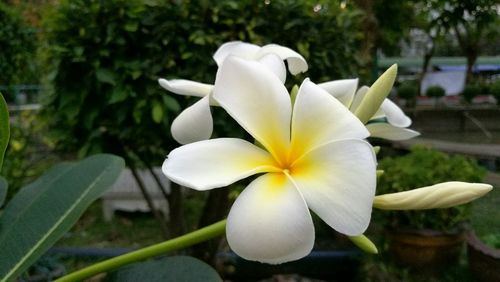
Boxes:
[466,231,500,282]
[387,228,464,271]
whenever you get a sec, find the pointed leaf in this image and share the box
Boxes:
[0,176,7,208]
[106,256,222,282]
[152,101,163,123]
[0,93,9,171]
[96,68,116,85]
[0,154,124,282]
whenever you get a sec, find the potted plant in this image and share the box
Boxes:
[375,146,487,271]
[467,232,500,282]
[396,81,418,109]
[425,85,445,107]
[462,84,482,105]
[466,184,500,282]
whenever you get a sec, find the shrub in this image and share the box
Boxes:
[376,146,487,232]
[40,0,365,164]
[425,85,445,98]
[481,234,500,249]
[462,84,482,104]
[0,3,38,88]
[490,80,500,105]
[397,81,418,100]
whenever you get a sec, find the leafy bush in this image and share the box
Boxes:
[377,146,487,232]
[490,80,500,105]
[481,233,500,249]
[40,0,365,164]
[462,84,482,104]
[0,3,38,91]
[2,110,59,198]
[425,85,445,98]
[396,81,418,100]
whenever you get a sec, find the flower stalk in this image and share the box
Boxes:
[54,220,227,282]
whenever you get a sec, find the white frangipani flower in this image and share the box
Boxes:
[319,79,419,140]
[163,56,377,264]
[159,41,308,144]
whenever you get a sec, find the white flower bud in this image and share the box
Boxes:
[373,182,492,210]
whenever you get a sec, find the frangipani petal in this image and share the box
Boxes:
[367,123,420,140]
[171,96,213,144]
[213,41,260,66]
[292,139,376,236]
[319,78,359,107]
[373,182,493,210]
[162,138,277,190]
[227,173,314,264]
[291,79,369,158]
[380,99,412,127]
[258,44,308,75]
[213,56,291,162]
[158,78,212,98]
[257,53,287,83]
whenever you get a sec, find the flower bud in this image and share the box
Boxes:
[348,234,378,254]
[373,182,492,210]
[354,64,397,124]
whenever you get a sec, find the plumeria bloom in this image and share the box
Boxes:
[163,56,377,264]
[319,79,419,140]
[158,41,308,144]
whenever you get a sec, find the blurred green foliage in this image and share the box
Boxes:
[40,0,365,164]
[490,80,500,105]
[425,85,445,98]
[396,81,418,107]
[0,2,38,87]
[481,233,500,249]
[376,146,486,232]
[461,84,482,104]
[2,110,59,198]
[374,1,416,56]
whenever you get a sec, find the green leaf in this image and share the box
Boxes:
[124,22,138,32]
[162,95,180,112]
[96,68,117,85]
[0,93,10,171]
[109,86,128,104]
[106,256,222,282]
[151,101,163,123]
[0,176,7,208]
[0,154,124,282]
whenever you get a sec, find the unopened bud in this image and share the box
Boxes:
[373,182,492,210]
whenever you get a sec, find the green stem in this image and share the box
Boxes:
[55,219,227,282]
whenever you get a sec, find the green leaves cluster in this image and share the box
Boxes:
[425,85,445,98]
[40,0,364,163]
[490,80,500,105]
[376,146,486,231]
[462,84,482,104]
[0,3,37,87]
[0,94,9,170]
